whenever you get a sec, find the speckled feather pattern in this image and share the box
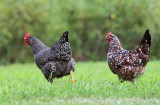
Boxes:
[107,30,151,82]
[29,31,75,83]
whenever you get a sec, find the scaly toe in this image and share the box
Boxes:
[72,80,77,83]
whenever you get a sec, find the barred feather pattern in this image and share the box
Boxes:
[41,58,75,83]
[50,41,72,61]
[28,32,75,83]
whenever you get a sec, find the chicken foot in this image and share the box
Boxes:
[70,70,76,83]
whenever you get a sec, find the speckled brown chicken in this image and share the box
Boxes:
[106,30,151,84]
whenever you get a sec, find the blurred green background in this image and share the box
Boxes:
[0,0,160,64]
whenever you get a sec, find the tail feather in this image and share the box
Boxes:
[50,31,72,61]
[139,29,151,55]
[140,29,151,46]
[61,31,69,42]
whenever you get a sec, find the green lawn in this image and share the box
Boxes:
[0,61,160,105]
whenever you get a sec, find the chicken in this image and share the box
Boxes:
[106,30,151,85]
[24,31,76,83]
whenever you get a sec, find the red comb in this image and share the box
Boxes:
[106,32,112,39]
[24,33,30,40]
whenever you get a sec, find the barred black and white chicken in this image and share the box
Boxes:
[24,31,76,83]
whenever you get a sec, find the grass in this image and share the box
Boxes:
[0,61,160,105]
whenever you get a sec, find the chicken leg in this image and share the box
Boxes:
[131,79,139,88]
[70,70,76,83]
